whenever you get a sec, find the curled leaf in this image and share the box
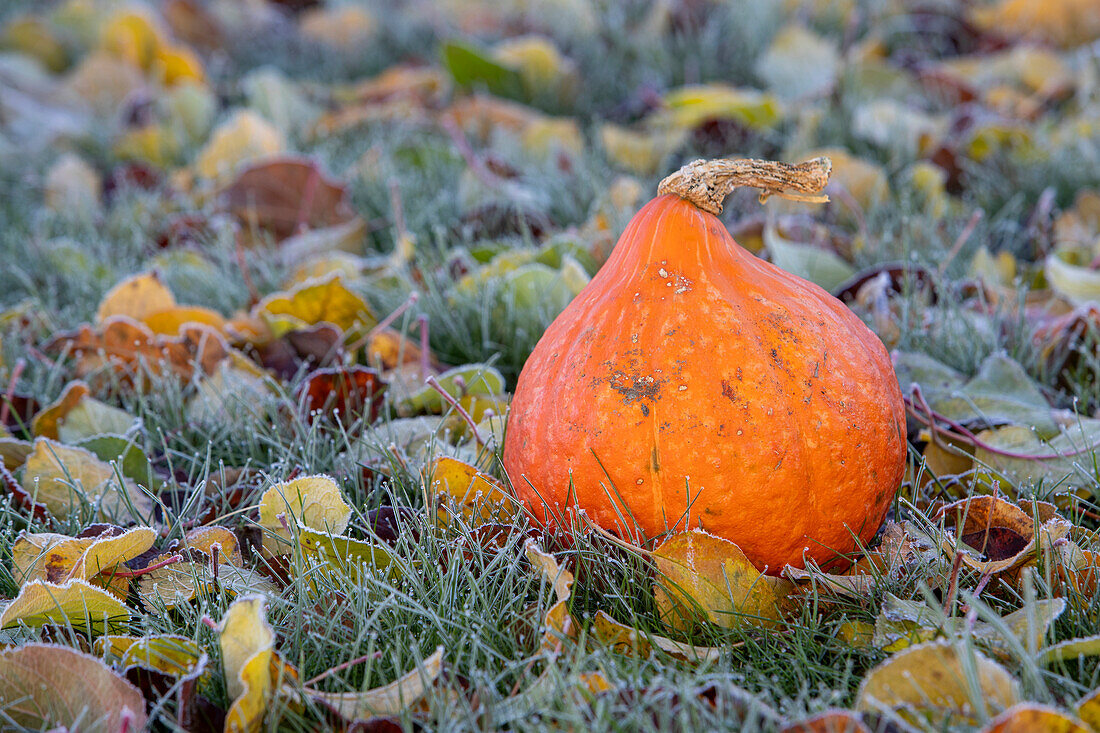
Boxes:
[653,529,794,631]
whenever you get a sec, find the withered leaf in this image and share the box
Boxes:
[219,157,355,241]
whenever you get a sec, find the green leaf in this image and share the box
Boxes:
[764,225,855,292]
[441,41,524,99]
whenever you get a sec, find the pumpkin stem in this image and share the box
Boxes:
[657,157,832,215]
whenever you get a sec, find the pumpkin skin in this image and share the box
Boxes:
[502,193,906,572]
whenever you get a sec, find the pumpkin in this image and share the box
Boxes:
[502,157,906,572]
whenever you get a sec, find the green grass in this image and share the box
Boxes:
[3,0,1100,731]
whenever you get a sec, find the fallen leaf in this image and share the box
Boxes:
[525,540,575,652]
[0,579,132,630]
[970,0,1100,48]
[218,595,297,733]
[297,365,386,426]
[11,525,155,587]
[20,437,153,523]
[0,643,148,731]
[32,380,138,442]
[194,110,285,180]
[399,363,505,415]
[95,271,177,324]
[258,474,352,557]
[304,646,445,720]
[591,610,724,663]
[653,529,794,631]
[1076,687,1100,730]
[855,641,1021,726]
[428,455,517,525]
[936,495,1071,577]
[256,275,375,334]
[981,703,1091,733]
[43,317,229,387]
[779,710,871,733]
[1040,635,1100,666]
[755,24,839,100]
[218,157,355,241]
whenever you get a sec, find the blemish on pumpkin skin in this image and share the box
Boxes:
[607,369,663,405]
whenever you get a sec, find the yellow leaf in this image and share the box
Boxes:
[591,610,725,663]
[1040,635,1100,666]
[304,647,444,719]
[658,83,783,130]
[0,579,132,631]
[217,596,297,733]
[298,525,397,581]
[113,124,183,167]
[1076,687,1100,731]
[970,0,1100,49]
[598,123,685,176]
[95,634,206,679]
[2,16,69,72]
[300,6,376,49]
[95,271,177,324]
[142,306,227,336]
[855,641,1021,726]
[428,456,517,526]
[525,541,575,653]
[99,11,164,70]
[258,475,351,557]
[256,275,374,334]
[21,437,153,523]
[653,530,794,631]
[194,110,284,181]
[184,525,242,565]
[981,703,1091,733]
[12,526,155,587]
[152,43,205,86]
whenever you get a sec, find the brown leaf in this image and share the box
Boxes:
[0,643,148,730]
[297,365,386,426]
[219,157,355,241]
[43,317,228,388]
[935,495,1070,577]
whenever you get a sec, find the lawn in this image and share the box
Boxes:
[2,0,1100,731]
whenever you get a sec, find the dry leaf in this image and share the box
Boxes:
[218,595,297,733]
[855,641,1021,726]
[95,271,177,324]
[0,643,148,731]
[525,540,576,653]
[981,703,1091,732]
[256,275,375,334]
[653,529,794,631]
[258,474,352,557]
[11,525,155,587]
[428,455,517,526]
[0,579,132,631]
[195,111,285,180]
[43,317,229,387]
[219,157,355,241]
[304,647,445,720]
[20,438,153,523]
[780,710,871,733]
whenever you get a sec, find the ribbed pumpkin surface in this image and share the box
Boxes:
[502,194,906,572]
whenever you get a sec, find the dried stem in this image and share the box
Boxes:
[657,157,832,215]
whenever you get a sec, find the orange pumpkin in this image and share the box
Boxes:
[502,158,906,572]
